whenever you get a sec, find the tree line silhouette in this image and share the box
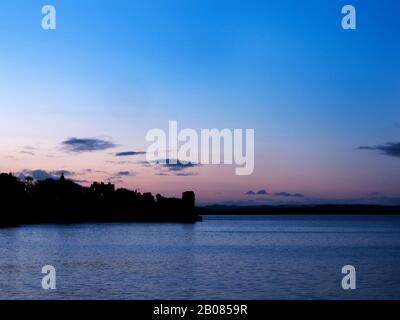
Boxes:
[0,172,199,226]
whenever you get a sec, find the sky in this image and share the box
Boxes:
[0,0,399,205]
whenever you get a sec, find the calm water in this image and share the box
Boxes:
[0,215,400,300]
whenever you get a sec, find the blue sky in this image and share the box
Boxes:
[0,0,399,204]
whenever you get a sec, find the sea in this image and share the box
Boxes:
[0,215,399,299]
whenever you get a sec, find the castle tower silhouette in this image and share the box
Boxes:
[182,191,195,209]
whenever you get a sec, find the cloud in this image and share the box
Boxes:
[274,192,291,197]
[104,171,135,183]
[19,151,35,156]
[71,179,91,185]
[19,146,37,156]
[17,169,74,181]
[50,170,75,177]
[175,172,198,176]
[246,189,268,195]
[116,171,132,176]
[79,169,109,175]
[106,160,136,165]
[107,177,123,184]
[18,170,52,180]
[358,142,400,157]
[358,146,375,150]
[115,151,146,157]
[143,158,200,176]
[293,193,305,197]
[21,146,36,150]
[62,137,117,153]
[274,192,305,198]
[156,159,198,171]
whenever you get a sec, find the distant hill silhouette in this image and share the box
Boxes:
[197,204,400,215]
[0,172,200,226]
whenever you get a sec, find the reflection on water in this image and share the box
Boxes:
[1,215,400,299]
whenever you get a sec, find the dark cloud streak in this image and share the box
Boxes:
[62,138,117,153]
[274,192,305,198]
[358,142,400,157]
[142,159,200,176]
[115,151,146,157]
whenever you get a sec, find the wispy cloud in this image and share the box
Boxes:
[358,142,400,157]
[21,146,36,150]
[62,137,117,153]
[71,179,91,185]
[19,151,35,156]
[175,172,198,176]
[106,160,136,165]
[104,171,135,184]
[142,158,200,176]
[153,159,198,172]
[19,146,37,156]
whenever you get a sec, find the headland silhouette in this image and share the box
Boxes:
[0,172,200,226]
